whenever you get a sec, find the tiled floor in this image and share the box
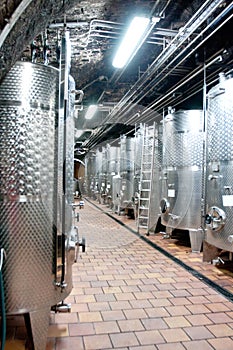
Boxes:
[2,198,233,349]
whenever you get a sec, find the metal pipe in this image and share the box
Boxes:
[134,0,225,110]
[131,59,230,125]
[49,21,89,28]
[0,0,33,48]
[90,29,121,36]
[145,58,233,123]
[145,54,231,120]
[149,0,172,17]
[88,32,169,46]
[144,55,223,112]
[104,0,231,126]
[82,51,229,149]
[59,30,71,289]
[81,0,228,149]
[139,2,233,111]
[106,0,226,121]
[148,52,233,112]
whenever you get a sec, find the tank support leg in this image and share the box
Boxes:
[189,229,204,253]
[24,308,50,350]
[162,226,172,239]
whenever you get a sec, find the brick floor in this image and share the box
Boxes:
[2,199,233,349]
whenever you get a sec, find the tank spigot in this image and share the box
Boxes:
[51,302,71,313]
[208,174,222,180]
[212,257,225,265]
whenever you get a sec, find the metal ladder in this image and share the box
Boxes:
[137,123,156,234]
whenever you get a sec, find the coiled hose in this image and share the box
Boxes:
[0,248,6,350]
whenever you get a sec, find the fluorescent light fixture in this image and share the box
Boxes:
[85,105,98,119]
[112,16,150,69]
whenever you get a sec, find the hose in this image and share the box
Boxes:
[0,248,6,350]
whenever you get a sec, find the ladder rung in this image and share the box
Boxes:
[141,180,151,182]
[138,225,148,228]
[141,189,150,191]
[140,198,149,200]
[139,207,149,211]
[138,216,148,220]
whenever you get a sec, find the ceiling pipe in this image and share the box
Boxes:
[139,16,233,115]
[106,0,227,123]
[130,52,233,125]
[146,54,224,111]
[82,0,231,149]
[82,20,231,146]
[139,2,233,115]
[82,55,228,146]
[102,0,231,127]
[128,52,231,124]
[50,20,178,51]
[149,0,173,17]
[149,57,233,118]
[49,21,89,28]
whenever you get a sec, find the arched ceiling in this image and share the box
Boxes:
[0,0,233,157]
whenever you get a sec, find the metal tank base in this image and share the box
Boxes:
[24,308,51,350]
[164,226,204,253]
[189,228,204,253]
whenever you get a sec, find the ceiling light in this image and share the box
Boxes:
[112,16,150,69]
[85,105,98,119]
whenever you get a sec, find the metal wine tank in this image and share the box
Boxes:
[106,144,120,207]
[0,62,74,350]
[112,173,122,213]
[100,146,108,204]
[160,108,204,252]
[119,135,135,216]
[205,72,233,252]
[85,151,96,197]
[94,148,105,202]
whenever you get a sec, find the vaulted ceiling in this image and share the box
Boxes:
[0,1,233,158]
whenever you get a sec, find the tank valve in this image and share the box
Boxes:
[212,257,225,266]
[205,206,226,231]
[160,198,170,214]
[161,231,170,239]
[51,301,71,313]
[208,174,222,181]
